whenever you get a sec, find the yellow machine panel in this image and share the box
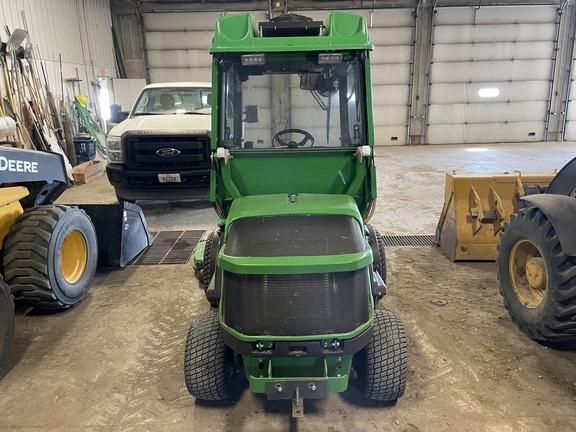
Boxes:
[0,186,29,250]
[436,172,556,261]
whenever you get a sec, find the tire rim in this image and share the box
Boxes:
[60,230,88,284]
[509,239,546,308]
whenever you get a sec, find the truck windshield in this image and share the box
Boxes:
[131,87,212,116]
[218,53,367,149]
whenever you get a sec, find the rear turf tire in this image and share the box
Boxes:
[184,311,234,400]
[0,276,15,373]
[3,205,98,310]
[366,224,387,285]
[354,309,407,403]
[201,231,217,291]
[497,207,576,343]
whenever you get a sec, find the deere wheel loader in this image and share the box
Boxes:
[496,157,576,343]
[186,12,407,416]
[0,146,152,373]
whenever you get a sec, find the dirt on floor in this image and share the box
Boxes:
[0,245,575,432]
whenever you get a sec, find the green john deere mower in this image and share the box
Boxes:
[185,12,407,416]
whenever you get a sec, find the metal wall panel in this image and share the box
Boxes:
[428,6,557,144]
[141,8,414,145]
[564,47,576,140]
[142,11,267,83]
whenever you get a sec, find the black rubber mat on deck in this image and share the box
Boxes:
[132,230,205,265]
[381,235,436,247]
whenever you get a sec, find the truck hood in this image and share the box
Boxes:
[109,114,211,137]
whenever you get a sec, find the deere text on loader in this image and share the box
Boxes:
[0,146,152,373]
[185,12,407,416]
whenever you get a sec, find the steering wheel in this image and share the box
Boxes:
[272,129,315,148]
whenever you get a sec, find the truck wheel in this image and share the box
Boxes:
[353,309,407,403]
[201,231,217,291]
[3,205,98,310]
[497,207,576,343]
[366,224,387,284]
[0,276,15,373]
[184,311,234,400]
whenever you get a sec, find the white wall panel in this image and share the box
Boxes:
[434,23,556,44]
[429,102,547,124]
[564,42,576,140]
[146,32,213,50]
[436,6,559,25]
[430,81,550,104]
[432,60,552,83]
[428,123,544,144]
[433,41,554,62]
[428,6,557,144]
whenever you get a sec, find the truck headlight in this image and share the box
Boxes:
[107,137,123,163]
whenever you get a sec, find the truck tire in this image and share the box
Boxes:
[353,309,407,403]
[497,206,576,343]
[184,311,234,400]
[3,205,98,310]
[0,276,15,373]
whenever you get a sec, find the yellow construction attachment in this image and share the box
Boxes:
[436,171,556,261]
[0,186,29,250]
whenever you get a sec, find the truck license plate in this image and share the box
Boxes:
[158,173,181,183]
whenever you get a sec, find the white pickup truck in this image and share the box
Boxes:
[106,82,212,202]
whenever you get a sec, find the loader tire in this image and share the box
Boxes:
[3,205,98,310]
[0,276,15,373]
[184,311,235,400]
[353,309,407,403]
[497,207,576,343]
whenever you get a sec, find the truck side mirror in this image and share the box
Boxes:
[244,105,259,123]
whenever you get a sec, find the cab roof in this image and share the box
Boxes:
[210,12,373,53]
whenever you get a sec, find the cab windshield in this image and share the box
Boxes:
[131,87,212,116]
[218,52,367,149]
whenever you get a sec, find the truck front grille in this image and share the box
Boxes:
[124,135,210,170]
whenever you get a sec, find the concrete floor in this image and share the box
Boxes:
[0,142,575,431]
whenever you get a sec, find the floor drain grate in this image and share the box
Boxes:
[132,230,205,265]
[381,235,436,247]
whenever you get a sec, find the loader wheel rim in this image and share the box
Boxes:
[509,239,546,308]
[60,230,88,284]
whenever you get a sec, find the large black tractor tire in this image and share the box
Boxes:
[497,206,576,343]
[201,231,217,291]
[0,276,15,373]
[353,309,407,403]
[366,224,387,285]
[184,311,235,400]
[3,205,98,310]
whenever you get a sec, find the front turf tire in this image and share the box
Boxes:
[184,311,235,400]
[3,205,98,310]
[497,207,576,343]
[353,309,407,403]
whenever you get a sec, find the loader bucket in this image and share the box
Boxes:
[75,202,153,267]
[435,171,556,261]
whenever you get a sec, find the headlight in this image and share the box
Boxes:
[107,137,123,163]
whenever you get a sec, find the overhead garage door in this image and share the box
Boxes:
[564,38,576,140]
[142,11,266,83]
[428,6,558,144]
[142,9,413,146]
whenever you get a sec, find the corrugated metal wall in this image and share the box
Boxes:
[427,6,557,144]
[121,4,575,145]
[0,0,116,105]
